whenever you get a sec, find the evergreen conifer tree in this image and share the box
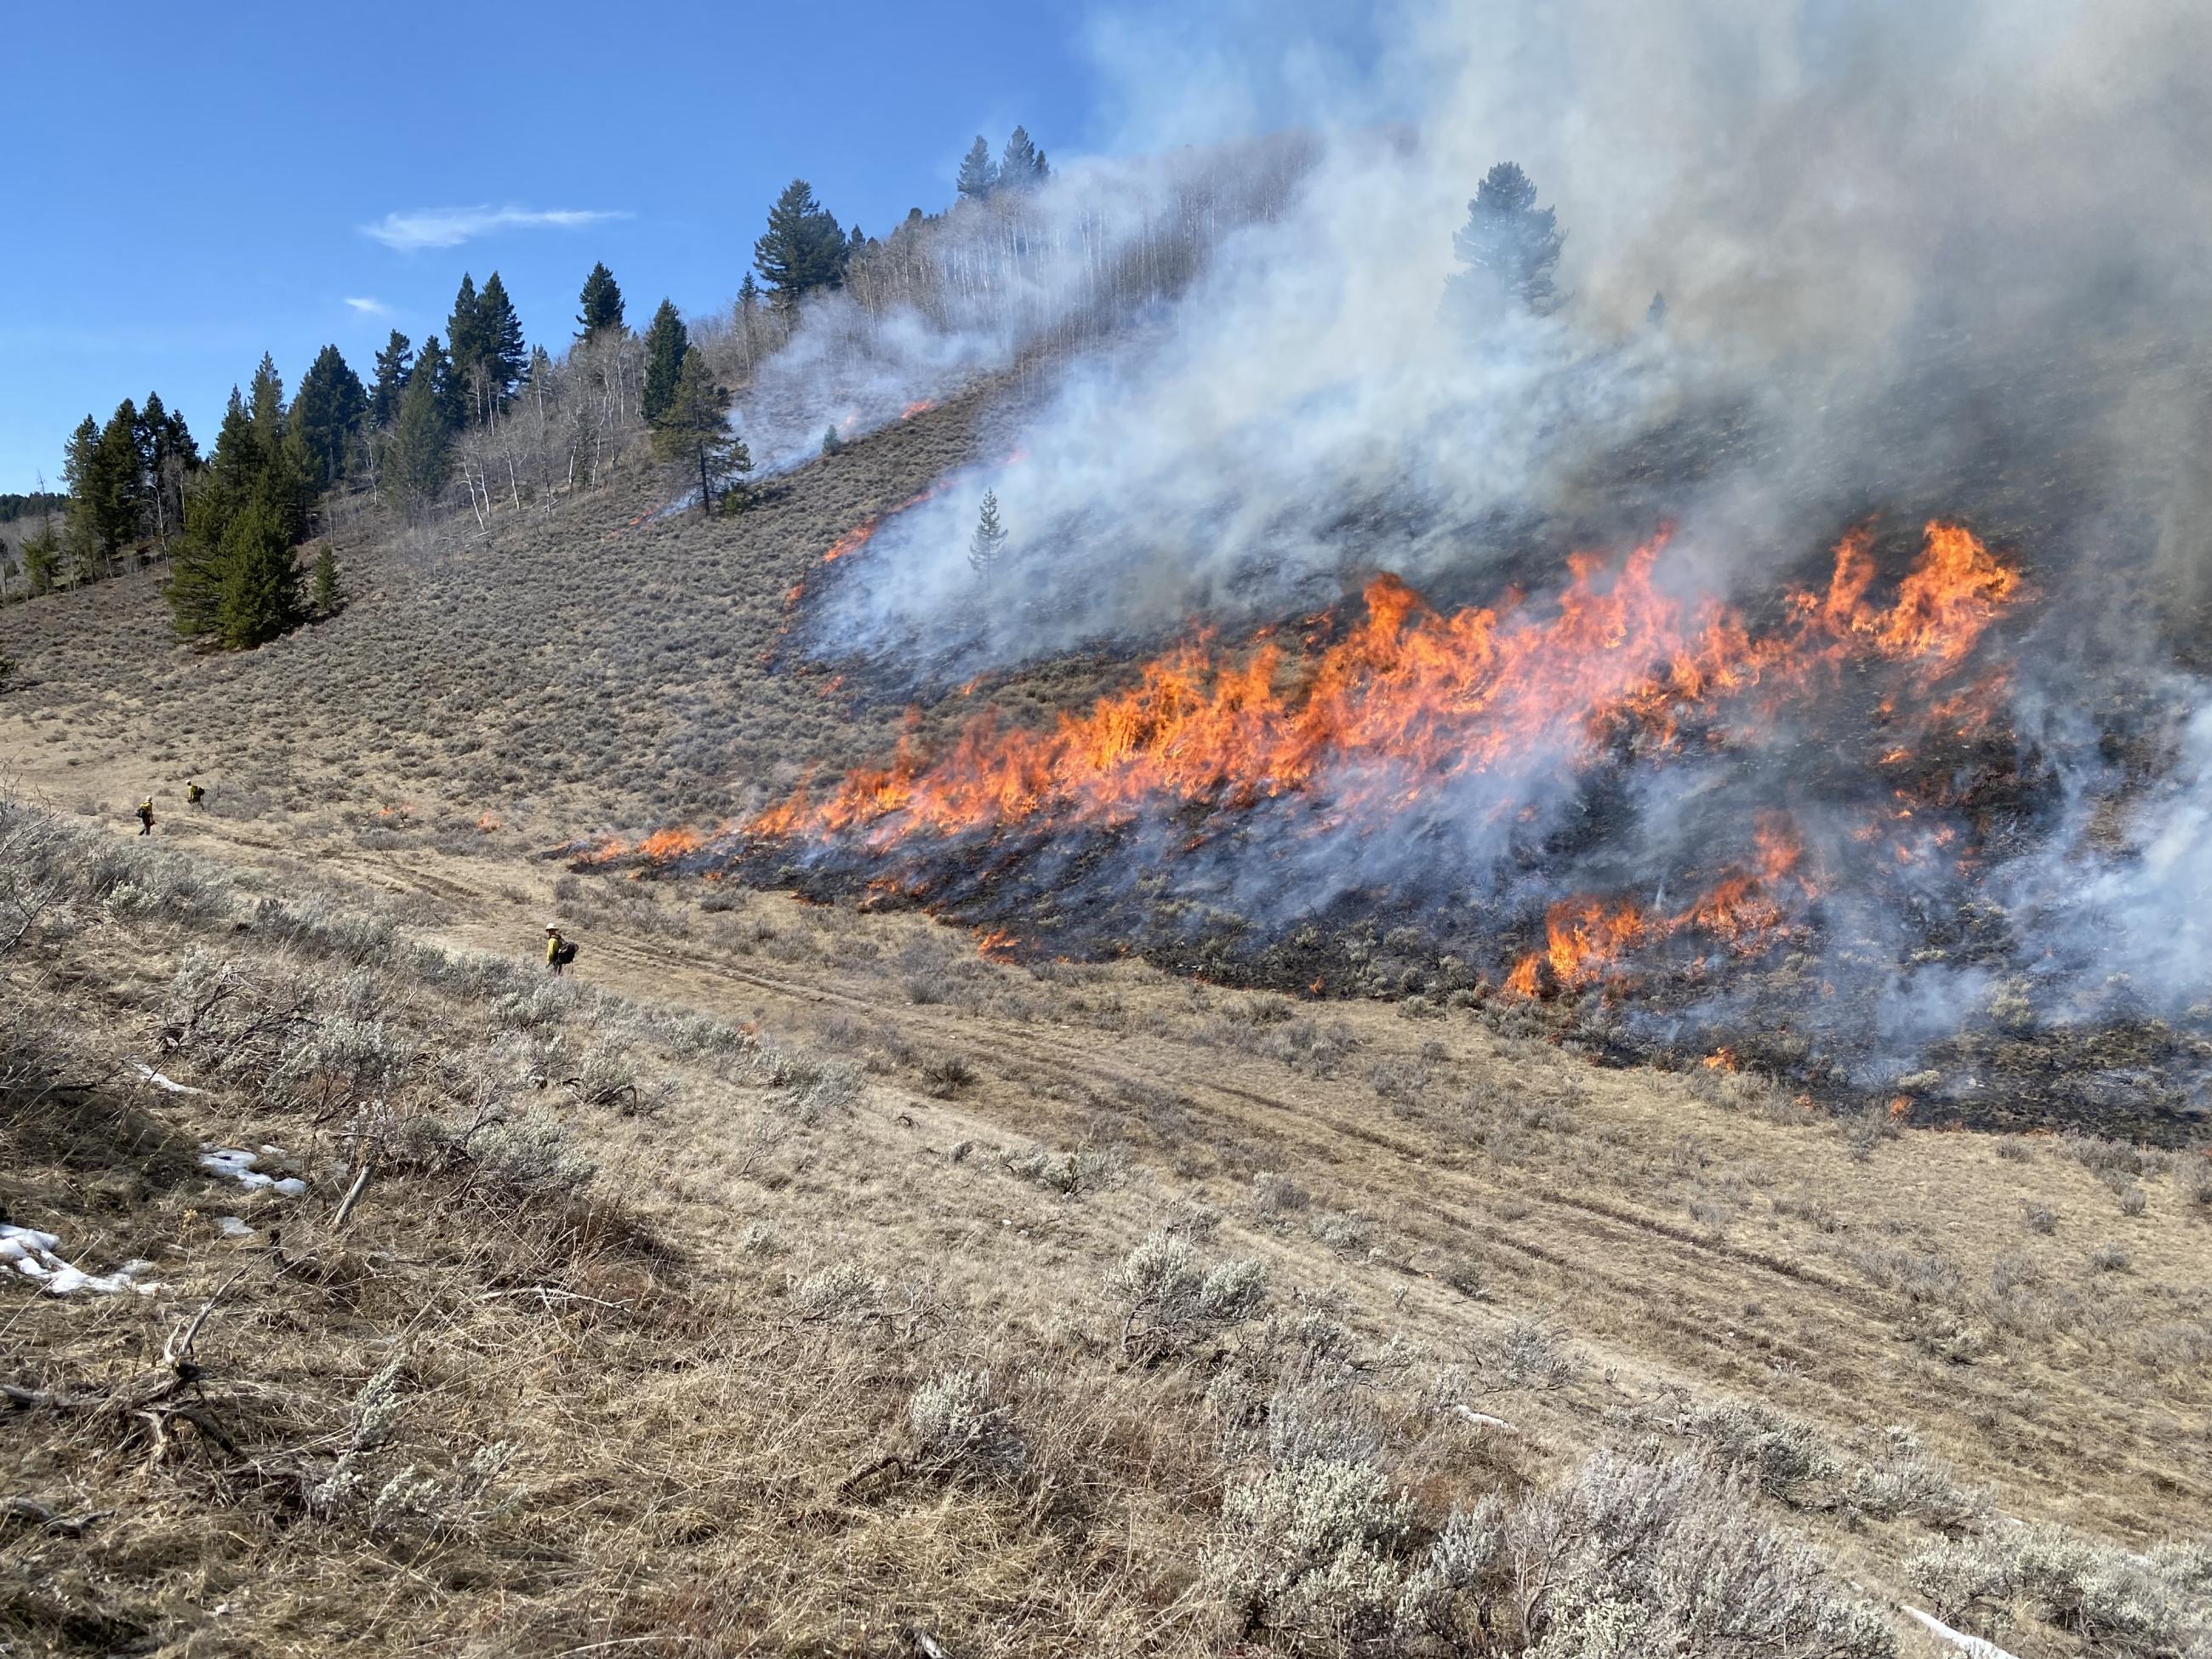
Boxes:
[293,344,368,487]
[1000,127,1047,189]
[956,136,999,200]
[248,353,286,442]
[1445,162,1565,324]
[214,497,299,648]
[652,346,744,516]
[476,271,527,408]
[385,369,453,521]
[967,490,1008,583]
[576,261,625,339]
[311,544,344,615]
[753,180,849,309]
[369,330,413,427]
[413,335,465,432]
[168,387,263,638]
[60,415,102,578]
[91,400,145,561]
[447,274,485,388]
[136,392,193,550]
[641,299,689,425]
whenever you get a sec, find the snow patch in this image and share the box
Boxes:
[0,1224,160,1297]
[133,1063,207,1096]
[200,1145,308,1197]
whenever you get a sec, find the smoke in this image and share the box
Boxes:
[807,0,2212,676]
[655,0,2212,1118]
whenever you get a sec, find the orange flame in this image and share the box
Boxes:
[749,522,2018,850]
[637,826,704,861]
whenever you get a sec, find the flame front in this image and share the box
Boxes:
[750,521,2019,850]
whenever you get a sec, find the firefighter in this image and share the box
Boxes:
[135,797,155,836]
[545,926,567,977]
[186,780,205,810]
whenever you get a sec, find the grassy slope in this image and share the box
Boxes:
[2,400,2209,1656]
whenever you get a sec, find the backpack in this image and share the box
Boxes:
[554,940,579,966]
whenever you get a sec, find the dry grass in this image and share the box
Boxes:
[0,391,2207,1654]
[2,797,2207,1655]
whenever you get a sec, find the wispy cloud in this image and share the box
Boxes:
[359,205,631,252]
[344,296,393,316]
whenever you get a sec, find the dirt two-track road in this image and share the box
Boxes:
[14,732,2207,1574]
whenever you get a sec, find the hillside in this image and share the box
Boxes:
[3,416,2210,1655]
[0,385,1041,841]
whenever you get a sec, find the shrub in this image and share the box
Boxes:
[1460,1318,1582,1397]
[1396,1453,1896,1657]
[909,1370,1026,1481]
[1207,1457,1411,1645]
[1907,1525,2212,1656]
[790,1260,881,1322]
[1106,1229,1267,1360]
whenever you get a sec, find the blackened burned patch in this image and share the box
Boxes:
[578,520,2212,1144]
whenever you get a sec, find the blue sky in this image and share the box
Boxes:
[2,0,1126,493]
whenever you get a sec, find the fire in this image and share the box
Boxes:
[1502,816,1814,997]
[476,812,499,834]
[901,398,939,419]
[637,826,704,861]
[822,522,879,563]
[1702,1048,1740,1071]
[976,928,1018,960]
[749,522,2019,849]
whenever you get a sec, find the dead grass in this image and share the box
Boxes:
[2,801,2207,1654]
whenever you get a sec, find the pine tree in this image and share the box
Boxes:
[476,271,527,409]
[168,388,261,637]
[967,490,1008,582]
[956,136,999,200]
[137,392,194,550]
[310,544,344,615]
[737,271,761,312]
[1445,162,1565,323]
[447,274,485,396]
[652,346,745,516]
[413,334,465,432]
[248,353,286,443]
[214,497,299,649]
[753,180,849,309]
[1000,126,1047,190]
[20,475,61,596]
[60,417,98,577]
[821,423,843,457]
[292,344,368,488]
[91,399,145,561]
[369,330,413,427]
[385,369,453,521]
[576,261,625,339]
[641,299,688,425]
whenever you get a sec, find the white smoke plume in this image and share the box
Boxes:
[806,0,2212,676]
